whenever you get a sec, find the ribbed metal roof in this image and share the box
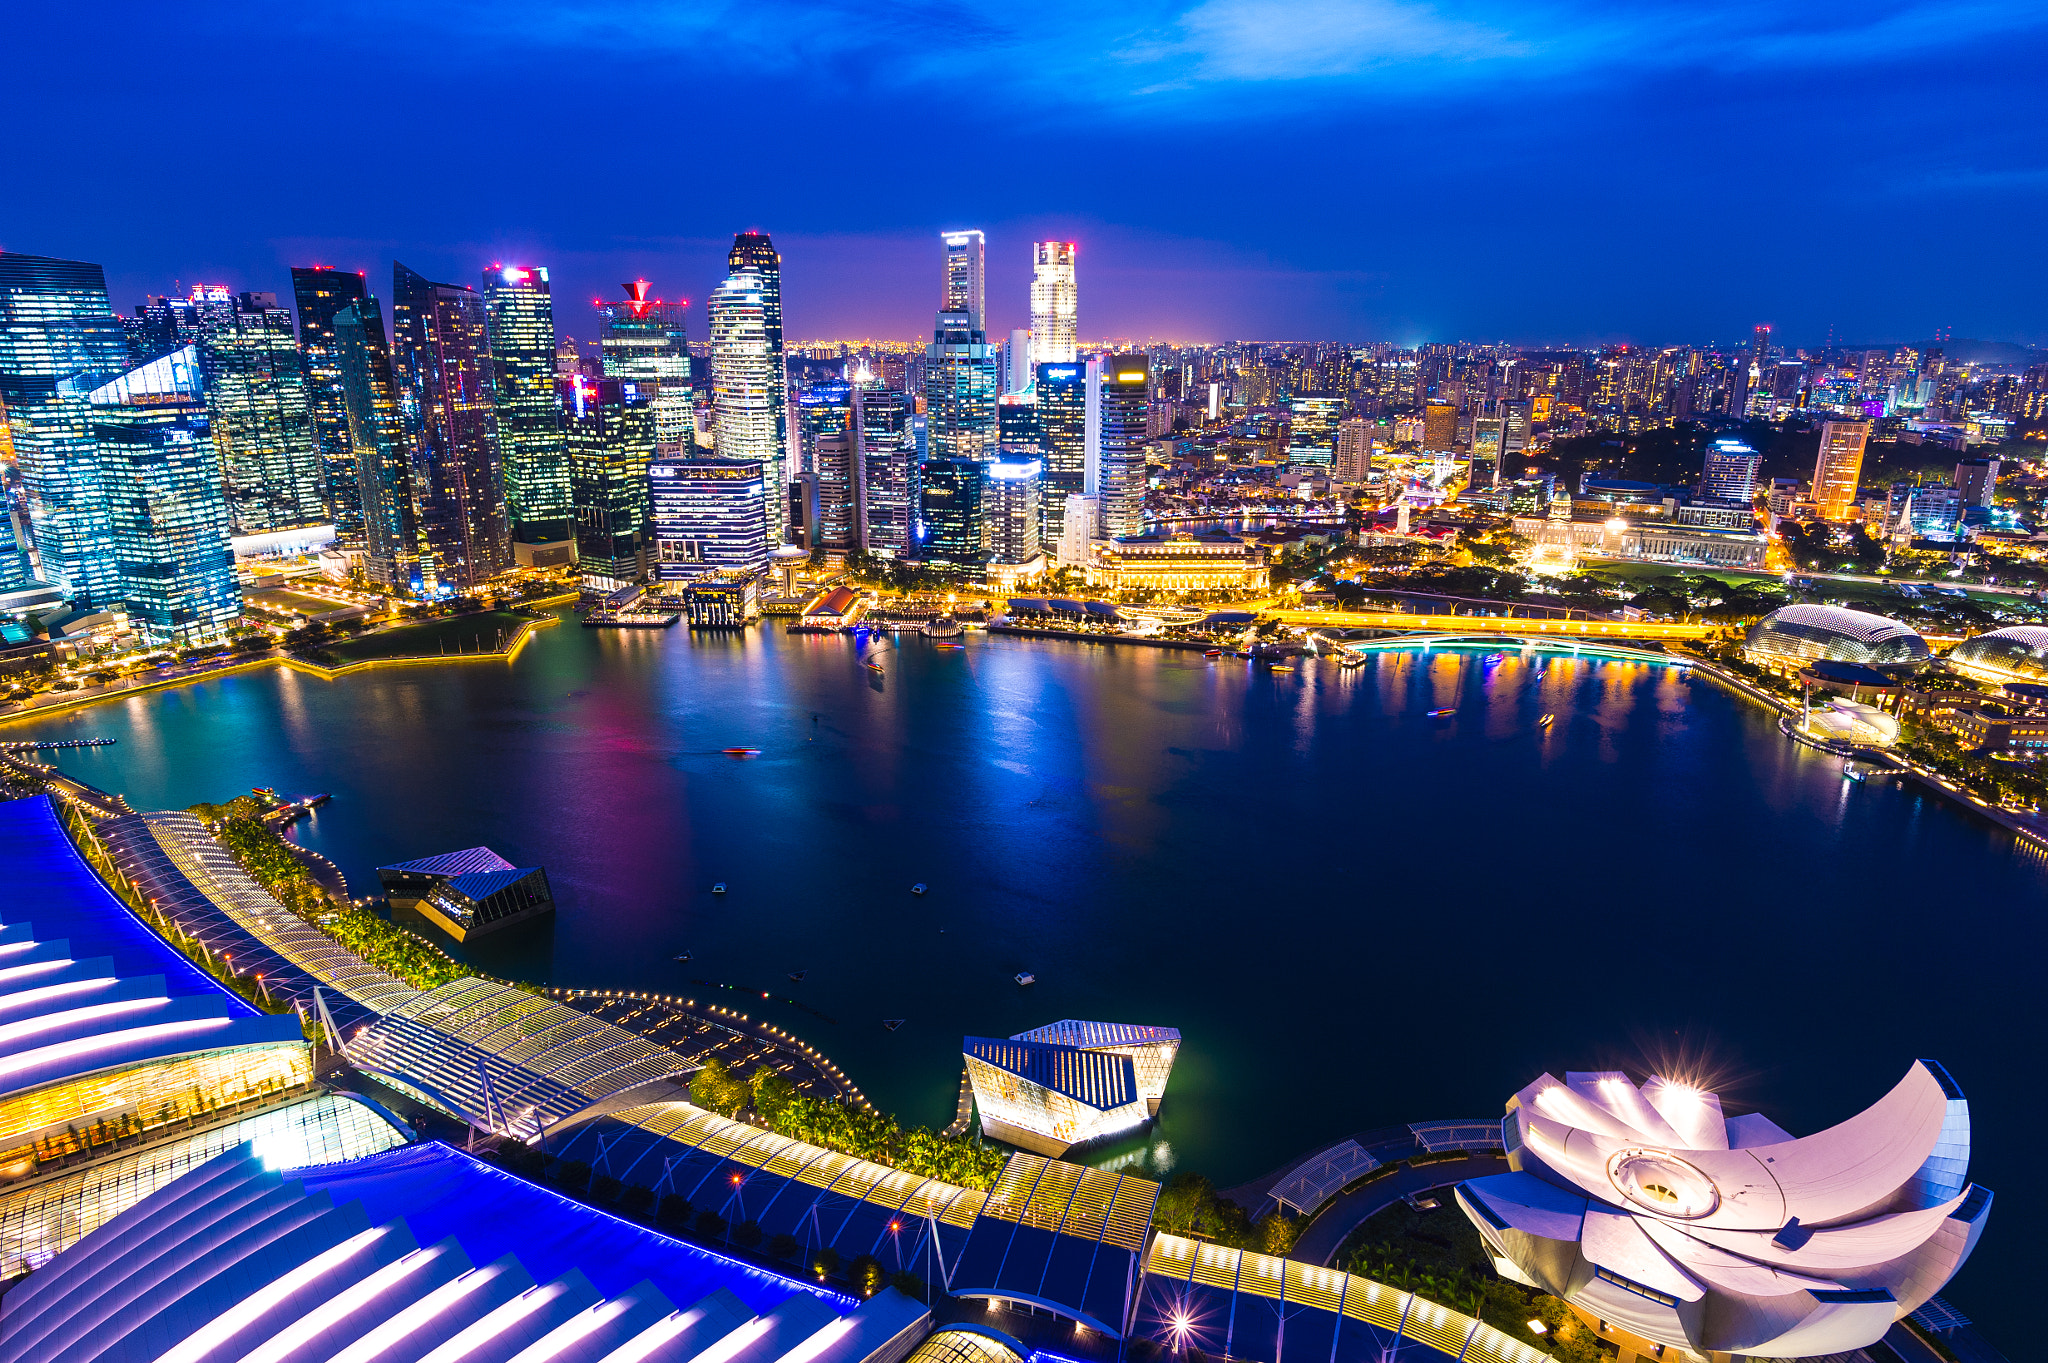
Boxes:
[962,1037,1137,1112]
[378,846,517,877]
[1011,1020,1180,1050]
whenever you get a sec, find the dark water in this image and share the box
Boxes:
[11,614,2038,1347]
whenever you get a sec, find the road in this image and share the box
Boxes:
[1290,1153,1510,1267]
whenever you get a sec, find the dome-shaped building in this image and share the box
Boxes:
[1949,625,2048,684]
[1744,603,1929,668]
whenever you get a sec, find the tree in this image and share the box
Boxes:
[1255,1210,1301,1256]
[1154,1173,1213,1236]
[846,1254,887,1298]
[690,1057,749,1117]
[750,1068,798,1127]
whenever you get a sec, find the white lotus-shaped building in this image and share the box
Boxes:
[1456,1061,1990,1359]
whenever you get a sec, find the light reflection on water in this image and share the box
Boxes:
[10,619,2042,1340]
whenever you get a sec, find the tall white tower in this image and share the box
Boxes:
[1031,241,1078,365]
[941,230,986,333]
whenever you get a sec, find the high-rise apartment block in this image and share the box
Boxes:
[86,347,241,645]
[1334,416,1372,483]
[942,230,986,333]
[482,264,572,555]
[289,267,371,544]
[561,374,652,582]
[390,262,510,588]
[710,233,789,547]
[1030,242,1077,365]
[1812,420,1871,522]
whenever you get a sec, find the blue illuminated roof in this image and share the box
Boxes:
[963,1037,1138,1112]
[443,866,537,902]
[380,846,518,877]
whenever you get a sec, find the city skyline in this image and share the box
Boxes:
[5,4,2045,346]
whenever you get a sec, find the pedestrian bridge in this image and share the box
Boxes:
[1266,608,1715,642]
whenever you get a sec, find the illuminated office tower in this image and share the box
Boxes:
[1002,329,1033,394]
[390,262,511,589]
[1095,355,1150,541]
[648,457,766,581]
[859,389,913,555]
[597,280,692,450]
[332,297,422,591]
[1468,418,1504,488]
[1812,420,1870,522]
[925,309,998,461]
[1502,398,1532,460]
[984,459,1041,565]
[560,374,651,582]
[942,230,986,332]
[289,267,370,543]
[197,291,327,536]
[710,232,789,545]
[1030,241,1077,365]
[919,454,986,566]
[800,382,862,552]
[1287,395,1341,465]
[998,390,1043,458]
[1035,362,1086,548]
[0,252,131,606]
[482,264,571,554]
[1422,401,1458,453]
[1700,437,1762,505]
[86,346,240,645]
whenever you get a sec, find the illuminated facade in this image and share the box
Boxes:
[390,262,511,588]
[924,310,998,461]
[0,252,132,606]
[482,264,572,547]
[561,373,652,580]
[200,290,327,536]
[288,267,371,543]
[1093,530,1266,595]
[1036,362,1087,548]
[597,280,692,450]
[964,1036,1148,1156]
[711,232,789,548]
[1812,419,1870,521]
[86,347,242,646]
[801,381,864,551]
[1458,1062,1990,1359]
[1030,241,1078,365]
[332,296,427,592]
[1096,356,1150,541]
[943,229,987,331]
[1745,603,1929,669]
[1699,436,1762,505]
[859,389,914,555]
[649,456,768,581]
[1949,625,2048,685]
[918,456,986,567]
[984,459,1041,566]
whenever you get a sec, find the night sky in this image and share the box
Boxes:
[8,1,2046,345]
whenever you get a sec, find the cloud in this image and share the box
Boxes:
[1121,0,1514,84]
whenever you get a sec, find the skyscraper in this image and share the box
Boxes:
[918,455,985,566]
[0,252,132,605]
[289,267,370,545]
[85,346,241,645]
[1812,420,1870,522]
[332,296,424,592]
[1095,355,1150,541]
[1700,437,1762,505]
[649,457,767,581]
[942,230,986,332]
[1002,329,1033,394]
[858,389,913,556]
[984,459,1042,565]
[1334,416,1372,484]
[1036,362,1086,547]
[923,310,998,461]
[1421,401,1458,454]
[1030,242,1077,366]
[1468,418,1504,488]
[482,264,571,558]
[799,382,862,552]
[560,373,651,582]
[710,233,790,546]
[597,281,692,451]
[201,291,327,535]
[390,262,511,589]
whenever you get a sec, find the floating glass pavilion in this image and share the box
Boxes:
[964,1019,1179,1156]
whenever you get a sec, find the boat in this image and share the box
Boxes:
[1338,654,1365,668]
[721,747,761,756]
[673,952,692,963]
[1538,714,1555,727]
[1270,664,1296,673]
[864,661,886,674]
[788,969,807,982]
[711,883,727,895]
[935,642,965,650]
[911,883,927,895]
[1427,707,1457,718]
[1014,972,1036,986]
[883,1019,905,1032]
[1204,649,1223,658]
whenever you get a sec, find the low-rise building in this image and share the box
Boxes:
[684,568,762,627]
[378,846,555,942]
[1092,530,1267,594]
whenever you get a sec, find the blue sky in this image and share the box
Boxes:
[7,0,2046,345]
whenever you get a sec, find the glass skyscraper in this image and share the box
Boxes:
[1030,242,1078,365]
[390,262,510,589]
[200,292,327,535]
[1034,362,1086,549]
[332,297,425,593]
[1700,437,1763,505]
[918,455,986,567]
[799,382,863,552]
[0,252,130,605]
[1096,355,1150,541]
[942,230,986,333]
[983,459,1042,565]
[649,457,767,580]
[710,233,789,547]
[924,310,998,461]
[289,267,371,545]
[482,264,572,549]
[858,389,913,557]
[86,346,241,645]
[560,374,652,582]
[597,281,692,451]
